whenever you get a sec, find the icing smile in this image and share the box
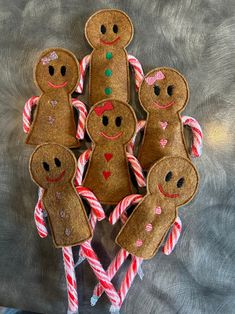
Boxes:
[48,81,68,89]
[153,101,175,109]
[100,131,123,140]
[158,184,179,198]
[100,36,120,45]
[46,170,66,183]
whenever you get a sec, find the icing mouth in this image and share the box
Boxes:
[158,184,179,198]
[100,36,120,45]
[48,81,68,89]
[46,170,66,183]
[153,101,175,109]
[100,131,123,140]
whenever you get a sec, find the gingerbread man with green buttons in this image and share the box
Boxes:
[76,9,143,104]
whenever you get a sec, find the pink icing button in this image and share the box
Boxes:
[48,116,55,125]
[160,138,168,148]
[155,206,162,215]
[159,121,168,130]
[136,239,143,247]
[145,223,153,232]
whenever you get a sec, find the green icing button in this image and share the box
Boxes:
[105,68,112,77]
[105,87,112,95]
[106,52,113,60]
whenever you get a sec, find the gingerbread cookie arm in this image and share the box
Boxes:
[162,216,182,255]
[74,148,92,186]
[34,188,48,238]
[128,54,144,91]
[182,115,203,157]
[71,98,88,140]
[23,96,39,133]
[126,152,146,187]
[109,194,143,225]
[127,120,146,154]
[75,54,91,93]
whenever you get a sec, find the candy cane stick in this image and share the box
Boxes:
[76,54,91,93]
[182,115,203,157]
[23,96,39,133]
[34,188,48,238]
[162,216,182,255]
[71,98,87,140]
[128,55,144,91]
[62,246,78,314]
[127,120,146,155]
[74,148,92,186]
[126,152,146,187]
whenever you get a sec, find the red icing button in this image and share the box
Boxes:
[103,171,111,180]
[104,153,113,162]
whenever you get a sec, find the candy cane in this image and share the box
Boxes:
[74,148,92,186]
[62,246,78,313]
[34,188,48,238]
[128,55,144,91]
[23,96,39,133]
[181,115,203,157]
[76,54,91,93]
[162,216,182,255]
[127,120,146,155]
[71,98,87,140]
[109,194,143,225]
[126,153,146,187]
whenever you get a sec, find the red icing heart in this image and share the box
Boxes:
[103,171,111,180]
[104,153,113,162]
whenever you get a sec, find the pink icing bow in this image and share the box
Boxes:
[145,71,165,85]
[41,51,58,65]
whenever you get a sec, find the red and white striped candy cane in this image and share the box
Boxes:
[34,188,48,238]
[80,240,120,307]
[126,152,146,187]
[128,55,144,91]
[23,96,39,133]
[162,216,182,255]
[75,54,91,93]
[182,115,203,157]
[74,148,92,186]
[62,246,78,313]
[71,98,87,140]
[109,194,143,225]
[127,120,146,155]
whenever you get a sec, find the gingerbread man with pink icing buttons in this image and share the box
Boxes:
[129,67,203,171]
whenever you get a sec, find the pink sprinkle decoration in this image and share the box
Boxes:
[155,206,162,215]
[145,223,153,232]
[160,138,168,148]
[136,239,143,247]
[159,121,168,130]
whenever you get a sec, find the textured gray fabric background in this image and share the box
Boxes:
[0,0,234,313]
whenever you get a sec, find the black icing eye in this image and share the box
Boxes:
[177,177,184,188]
[54,158,61,167]
[102,115,109,126]
[43,162,50,172]
[113,24,118,33]
[61,66,66,76]
[165,171,173,182]
[154,85,160,96]
[167,85,174,96]
[48,65,54,76]
[115,116,122,127]
[100,25,106,34]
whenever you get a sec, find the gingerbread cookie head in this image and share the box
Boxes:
[29,143,76,190]
[148,156,198,206]
[139,68,189,114]
[34,48,79,94]
[85,9,133,49]
[86,99,136,145]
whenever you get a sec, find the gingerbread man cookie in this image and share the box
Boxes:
[29,143,92,248]
[24,48,86,148]
[138,67,190,170]
[81,99,145,205]
[76,9,143,104]
[116,156,199,259]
